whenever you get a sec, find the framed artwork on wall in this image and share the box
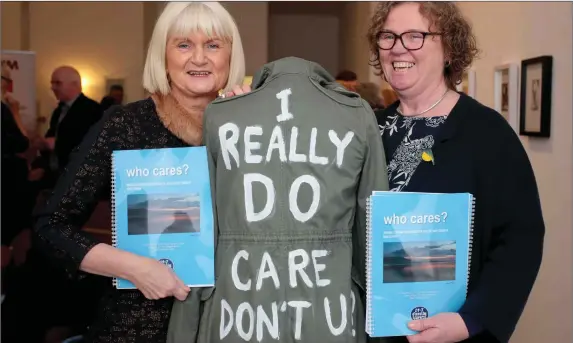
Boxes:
[456,69,476,98]
[494,63,519,132]
[519,55,552,137]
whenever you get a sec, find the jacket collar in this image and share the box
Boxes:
[249,57,361,105]
[251,56,336,90]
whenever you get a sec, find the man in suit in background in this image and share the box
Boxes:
[26,66,106,343]
[31,66,103,188]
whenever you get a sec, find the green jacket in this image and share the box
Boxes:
[168,57,389,343]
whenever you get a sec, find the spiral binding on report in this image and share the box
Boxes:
[466,195,476,297]
[110,152,119,289]
[365,195,374,334]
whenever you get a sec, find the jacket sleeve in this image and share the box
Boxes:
[45,108,59,138]
[459,122,545,343]
[33,107,127,280]
[352,101,389,291]
[168,106,219,343]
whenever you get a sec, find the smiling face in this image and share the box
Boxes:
[165,30,231,98]
[379,2,447,96]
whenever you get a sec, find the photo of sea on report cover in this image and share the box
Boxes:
[366,191,474,337]
[111,146,214,289]
[382,240,457,284]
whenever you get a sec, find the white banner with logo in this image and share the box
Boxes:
[1,50,37,134]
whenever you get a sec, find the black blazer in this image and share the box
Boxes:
[375,93,545,343]
[45,93,103,169]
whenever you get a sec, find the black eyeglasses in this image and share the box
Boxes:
[377,31,442,51]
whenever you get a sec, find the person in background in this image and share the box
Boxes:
[1,74,35,342]
[1,64,32,270]
[336,69,359,92]
[100,84,124,112]
[1,64,27,119]
[355,81,385,111]
[34,2,249,342]
[30,66,103,191]
[368,2,544,343]
[1,68,102,343]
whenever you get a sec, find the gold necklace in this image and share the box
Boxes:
[396,89,449,117]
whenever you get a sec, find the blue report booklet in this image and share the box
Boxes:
[111,147,214,289]
[365,191,475,337]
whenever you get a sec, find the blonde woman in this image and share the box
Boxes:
[34,2,248,342]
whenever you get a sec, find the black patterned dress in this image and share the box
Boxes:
[377,111,448,191]
[34,98,191,343]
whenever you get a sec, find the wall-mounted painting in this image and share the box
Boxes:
[456,69,476,98]
[494,63,519,132]
[519,56,552,137]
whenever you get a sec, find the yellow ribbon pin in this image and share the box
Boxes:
[421,149,435,165]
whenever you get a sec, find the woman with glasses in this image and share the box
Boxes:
[368,2,544,343]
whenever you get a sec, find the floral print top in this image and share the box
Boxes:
[378,112,448,191]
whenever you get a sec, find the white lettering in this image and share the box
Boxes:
[231,250,251,291]
[256,252,280,291]
[288,249,313,288]
[256,302,279,342]
[311,250,331,287]
[288,127,307,162]
[324,294,347,336]
[309,128,328,165]
[328,130,355,167]
[289,175,320,223]
[244,173,275,222]
[276,88,294,122]
[244,126,263,164]
[288,301,312,340]
[266,126,287,162]
[219,122,240,170]
[236,302,255,341]
[220,299,233,339]
[350,291,356,336]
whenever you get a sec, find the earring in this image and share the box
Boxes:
[445,61,451,68]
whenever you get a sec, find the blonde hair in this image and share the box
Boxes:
[143,2,245,95]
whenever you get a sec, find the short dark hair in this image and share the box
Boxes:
[335,70,357,82]
[109,84,123,92]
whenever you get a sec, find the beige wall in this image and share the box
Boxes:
[29,2,145,120]
[1,2,23,50]
[269,13,340,75]
[339,2,373,82]
[221,2,268,76]
[2,1,269,123]
[458,2,573,343]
